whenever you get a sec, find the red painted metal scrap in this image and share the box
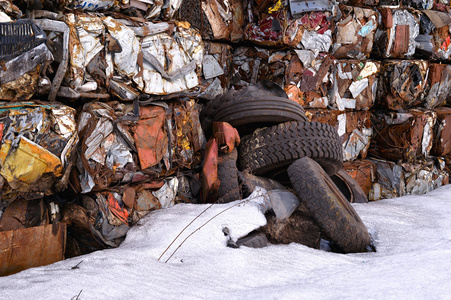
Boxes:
[212,122,240,153]
[201,138,220,203]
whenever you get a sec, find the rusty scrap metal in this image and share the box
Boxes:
[0,223,66,276]
[0,102,78,202]
[370,109,436,163]
[368,158,404,200]
[32,19,70,101]
[343,159,377,199]
[332,5,378,59]
[306,109,372,161]
[134,105,168,170]
[201,137,219,203]
[425,63,451,109]
[416,10,451,60]
[212,122,240,153]
[331,60,380,110]
[377,60,429,110]
[431,107,451,156]
[373,9,419,59]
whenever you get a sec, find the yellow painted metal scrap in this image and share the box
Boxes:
[0,137,63,191]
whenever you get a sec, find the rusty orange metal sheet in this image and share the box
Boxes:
[212,122,240,153]
[0,223,66,276]
[202,0,232,40]
[136,189,161,211]
[142,181,165,190]
[391,25,410,57]
[370,110,435,163]
[379,7,393,28]
[0,198,49,232]
[380,60,428,110]
[343,160,377,198]
[201,138,219,203]
[122,187,136,209]
[432,107,451,156]
[134,106,168,170]
[285,84,301,104]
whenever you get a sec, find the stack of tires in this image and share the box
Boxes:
[200,82,373,253]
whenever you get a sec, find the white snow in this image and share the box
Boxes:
[1,185,451,300]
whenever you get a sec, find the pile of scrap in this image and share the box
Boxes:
[1,0,451,275]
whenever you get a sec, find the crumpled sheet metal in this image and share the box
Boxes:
[402,160,449,196]
[296,54,334,109]
[0,223,66,276]
[331,60,380,111]
[402,0,434,9]
[377,60,428,110]
[179,0,244,42]
[0,42,52,88]
[416,10,451,60]
[368,158,405,200]
[77,101,139,193]
[136,26,204,95]
[245,9,333,52]
[332,5,378,59]
[93,191,129,246]
[104,17,140,79]
[0,102,78,199]
[244,9,287,47]
[431,107,451,156]
[341,111,373,162]
[61,14,204,98]
[0,66,42,101]
[287,53,378,110]
[284,11,333,52]
[0,0,22,19]
[231,46,288,89]
[72,0,120,11]
[368,157,448,200]
[425,64,451,109]
[134,106,168,170]
[168,100,206,170]
[373,9,419,58]
[370,110,436,163]
[199,42,233,98]
[0,18,53,101]
[77,100,205,193]
[432,0,451,11]
[25,0,181,21]
[62,177,178,252]
[306,109,372,161]
[343,159,377,199]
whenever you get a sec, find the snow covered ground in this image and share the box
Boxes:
[1,185,451,300]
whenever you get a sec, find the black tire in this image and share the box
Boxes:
[331,169,368,203]
[217,148,241,203]
[200,90,240,131]
[200,83,304,136]
[213,98,307,127]
[288,157,371,253]
[239,121,343,177]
